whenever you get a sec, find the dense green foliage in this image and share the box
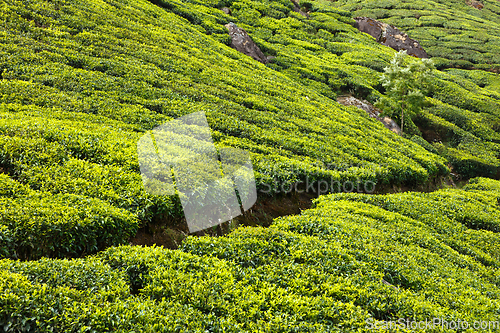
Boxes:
[1,178,499,331]
[1,0,500,329]
[0,174,138,260]
[0,0,457,255]
[1,0,499,251]
[326,0,500,174]
[375,50,435,134]
[332,0,500,70]
[160,0,500,177]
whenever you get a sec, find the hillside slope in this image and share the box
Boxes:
[1,0,500,255]
[326,0,500,177]
[1,177,500,331]
[1,0,500,331]
[332,0,500,70]
[220,0,500,178]
[0,0,452,257]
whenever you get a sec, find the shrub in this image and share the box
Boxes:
[375,50,435,134]
[0,193,138,260]
[2,0,500,260]
[1,181,500,330]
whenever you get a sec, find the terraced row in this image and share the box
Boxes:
[1,177,499,332]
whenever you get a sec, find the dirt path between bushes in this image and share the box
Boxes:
[130,174,457,249]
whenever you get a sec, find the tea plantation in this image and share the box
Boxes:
[1,178,500,331]
[1,0,500,331]
[332,0,500,70]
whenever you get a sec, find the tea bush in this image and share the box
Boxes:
[0,0,499,329]
[0,193,138,260]
[0,268,226,332]
[2,180,500,331]
[0,0,460,257]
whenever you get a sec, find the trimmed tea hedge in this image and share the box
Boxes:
[0,0,458,257]
[0,0,499,264]
[0,192,139,260]
[1,178,499,331]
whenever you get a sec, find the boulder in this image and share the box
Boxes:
[337,96,401,135]
[354,17,428,58]
[221,7,232,15]
[290,0,309,18]
[225,22,268,64]
[467,0,484,9]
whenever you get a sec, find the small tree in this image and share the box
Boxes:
[375,50,435,135]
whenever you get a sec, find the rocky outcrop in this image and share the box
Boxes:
[338,96,401,135]
[225,22,268,64]
[354,17,428,59]
[467,0,484,9]
[266,55,276,62]
[290,0,309,18]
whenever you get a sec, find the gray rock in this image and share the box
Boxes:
[290,0,309,18]
[467,0,484,10]
[354,17,428,59]
[225,22,268,64]
[221,7,231,15]
[337,96,402,135]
